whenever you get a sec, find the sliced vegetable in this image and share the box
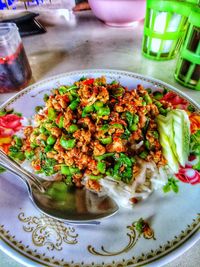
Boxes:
[97,106,110,117]
[163,177,179,193]
[69,100,79,111]
[171,110,190,167]
[68,124,78,133]
[0,166,6,173]
[48,108,57,121]
[156,114,179,173]
[153,91,163,100]
[47,135,56,145]
[60,137,76,150]
[139,151,148,159]
[99,136,112,145]
[58,116,64,128]
[144,94,152,104]
[97,161,106,174]
[82,105,94,117]
[94,101,104,111]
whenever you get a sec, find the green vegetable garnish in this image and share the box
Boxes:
[139,151,148,159]
[58,116,64,128]
[100,125,109,131]
[48,108,57,121]
[97,161,106,174]
[13,136,23,147]
[61,165,71,175]
[68,124,78,133]
[144,94,152,104]
[99,136,112,145]
[9,151,25,161]
[47,135,56,145]
[60,137,76,150]
[69,99,79,111]
[82,105,94,117]
[43,94,49,102]
[95,153,115,161]
[157,109,190,173]
[111,123,123,129]
[144,140,150,150]
[153,91,163,100]
[113,153,133,183]
[94,101,104,111]
[89,174,103,180]
[163,177,179,193]
[111,87,125,97]
[25,150,35,160]
[97,106,110,117]
[110,80,118,85]
[121,127,131,139]
[59,85,78,95]
[130,123,138,132]
[0,166,6,173]
[190,130,200,155]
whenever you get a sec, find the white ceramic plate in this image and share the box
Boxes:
[0,69,200,267]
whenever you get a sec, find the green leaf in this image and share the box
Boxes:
[171,182,179,193]
[35,106,43,113]
[190,130,200,155]
[163,183,171,193]
[0,166,6,173]
[121,127,131,139]
[163,177,179,194]
[135,218,144,234]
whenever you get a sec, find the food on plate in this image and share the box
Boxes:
[1,76,200,207]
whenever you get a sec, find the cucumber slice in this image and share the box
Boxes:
[157,115,179,173]
[171,110,190,167]
[156,109,190,172]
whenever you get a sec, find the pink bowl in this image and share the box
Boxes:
[88,0,146,27]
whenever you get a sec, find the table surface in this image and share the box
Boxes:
[0,10,199,267]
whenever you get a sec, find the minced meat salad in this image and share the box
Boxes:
[17,76,171,194]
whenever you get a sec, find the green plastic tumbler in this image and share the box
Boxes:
[174,6,200,90]
[142,0,193,60]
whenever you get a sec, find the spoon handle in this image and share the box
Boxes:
[0,149,45,192]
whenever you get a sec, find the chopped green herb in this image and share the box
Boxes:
[163,177,179,193]
[43,94,49,102]
[0,166,6,173]
[35,106,43,113]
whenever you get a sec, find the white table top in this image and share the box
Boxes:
[0,10,199,267]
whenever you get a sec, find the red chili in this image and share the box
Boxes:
[62,95,70,103]
[34,165,41,171]
[55,113,62,124]
[83,79,94,85]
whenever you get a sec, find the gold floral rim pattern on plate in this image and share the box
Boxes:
[18,212,78,251]
[0,212,199,267]
[17,212,156,256]
[88,218,155,257]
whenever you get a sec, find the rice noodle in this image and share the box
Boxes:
[98,161,171,208]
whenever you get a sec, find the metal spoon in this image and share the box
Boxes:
[0,150,118,224]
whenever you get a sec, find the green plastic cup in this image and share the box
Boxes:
[142,0,194,60]
[174,6,200,90]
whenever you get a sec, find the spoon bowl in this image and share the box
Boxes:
[0,150,118,224]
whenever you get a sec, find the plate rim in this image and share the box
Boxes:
[0,69,200,267]
[0,69,199,110]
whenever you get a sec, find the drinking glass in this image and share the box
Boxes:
[0,23,32,93]
[174,6,200,90]
[142,0,193,60]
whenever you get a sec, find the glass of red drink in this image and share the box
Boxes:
[0,23,32,93]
